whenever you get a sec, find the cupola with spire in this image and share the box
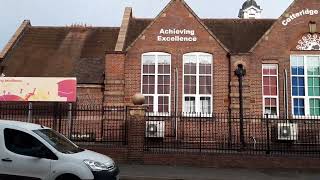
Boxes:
[238,0,262,19]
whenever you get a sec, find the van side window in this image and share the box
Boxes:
[4,128,47,157]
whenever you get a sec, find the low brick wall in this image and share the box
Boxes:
[83,145,320,169]
[143,153,320,169]
[83,145,129,164]
[81,106,320,170]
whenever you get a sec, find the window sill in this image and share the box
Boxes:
[145,112,213,118]
[292,115,320,120]
[181,113,213,118]
[263,115,279,119]
[146,112,171,117]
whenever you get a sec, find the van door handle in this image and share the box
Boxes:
[1,158,12,162]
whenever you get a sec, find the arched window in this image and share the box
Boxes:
[141,52,171,113]
[183,52,212,114]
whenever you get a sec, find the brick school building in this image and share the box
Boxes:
[1,0,320,118]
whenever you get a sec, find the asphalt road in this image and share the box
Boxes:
[119,164,320,180]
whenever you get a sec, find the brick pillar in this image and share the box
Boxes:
[127,105,146,163]
[230,55,251,115]
[115,7,132,51]
[104,52,125,106]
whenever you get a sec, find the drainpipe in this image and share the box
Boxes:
[174,68,178,141]
[235,64,246,150]
[284,69,288,119]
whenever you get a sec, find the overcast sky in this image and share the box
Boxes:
[0,0,294,50]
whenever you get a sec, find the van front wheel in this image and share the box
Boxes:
[56,174,81,180]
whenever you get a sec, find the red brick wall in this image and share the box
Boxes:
[105,53,125,80]
[81,105,320,169]
[124,1,230,113]
[86,144,320,169]
[249,0,320,115]
[230,55,251,114]
[143,153,320,169]
[104,53,126,105]
[77,86,104,105]
[84,0,320,169]
[103,0,320,115]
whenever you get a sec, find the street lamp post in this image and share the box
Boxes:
[235,64,246,150]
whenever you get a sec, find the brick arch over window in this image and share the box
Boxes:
[233,60,247,70]
[182,52,213,114]
[141,52,171,113]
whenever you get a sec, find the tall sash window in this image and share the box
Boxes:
[142,52,171,113]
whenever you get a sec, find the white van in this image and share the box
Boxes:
[0,120,119,180]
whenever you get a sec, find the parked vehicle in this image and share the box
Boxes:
[0,120,119,180]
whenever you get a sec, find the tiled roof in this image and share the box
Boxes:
[202,19,276,53]
[74,58,105,84]
[124,18,275,53]
[125,18,153,50]
[1,26,119,84]
[1,18,275,85]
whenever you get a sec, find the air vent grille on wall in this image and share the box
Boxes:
[145,121,165,138]
[277,123,298,141]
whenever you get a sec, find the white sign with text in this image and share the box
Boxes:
[282,8,319,26]
[157,28,197,42]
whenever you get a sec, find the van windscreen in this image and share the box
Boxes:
[33,129,84,154]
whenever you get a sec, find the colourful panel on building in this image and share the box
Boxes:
[0,77,77,102]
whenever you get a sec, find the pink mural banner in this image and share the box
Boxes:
[0,77,77,102]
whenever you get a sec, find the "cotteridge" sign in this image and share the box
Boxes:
[282,8,319,26]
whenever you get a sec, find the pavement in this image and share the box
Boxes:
[119,164,320,180]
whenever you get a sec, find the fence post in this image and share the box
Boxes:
[53,102,58,130]
[101,105,104,140]
[127,94,146,163]
[200,113,202,153]
[228,113,232,148]
[58,103,62,133]
[124,106,128,145]
[266,114,270,155]
[27,102,32,123]
[68,103,73,139]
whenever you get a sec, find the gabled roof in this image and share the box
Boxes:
[0,0,289,84]
[203,19,275,53]
[1,25,119,84]
[0,20,30,60]
[125,18,153,51]
[123,18,275,53]
[125,0,230,52]
[123,0,275,53]
[249,0,298,52]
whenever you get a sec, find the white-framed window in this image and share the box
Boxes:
[141,52,171,113]
[183,52,212,115]
[262,64,279,117]
[291,55,320,116]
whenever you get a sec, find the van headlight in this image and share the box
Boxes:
[83,159,108,171]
